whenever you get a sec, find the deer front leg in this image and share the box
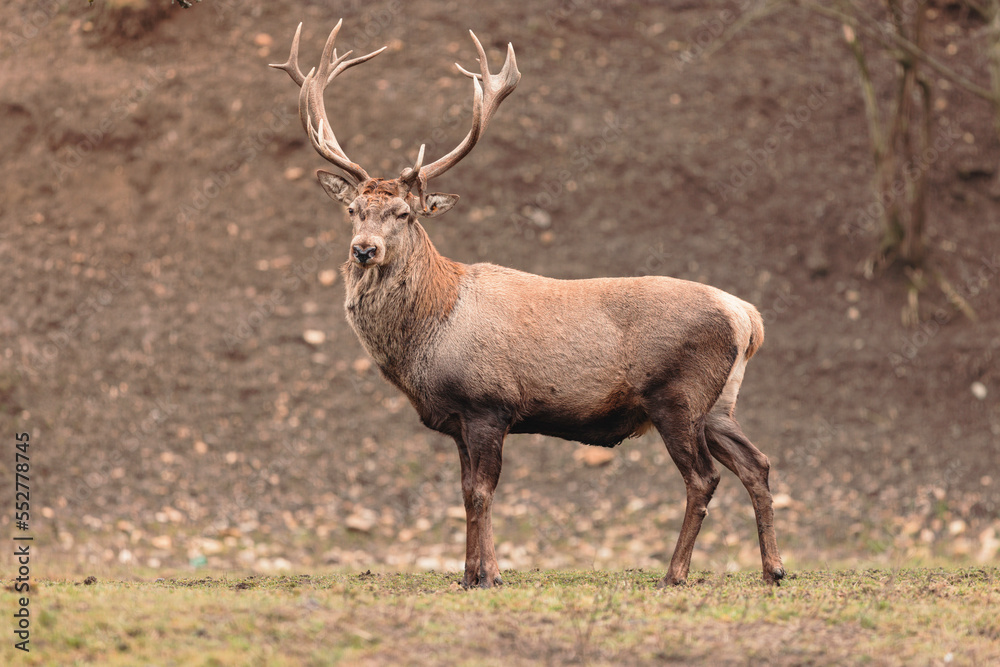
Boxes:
[464,424,505,588]
[455,437,481,588]
[473,460,503,588]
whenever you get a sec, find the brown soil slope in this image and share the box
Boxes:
[1,0,998,574]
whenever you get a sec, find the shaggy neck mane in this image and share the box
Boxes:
[343,221,465,368]
[345,178,465,325]
[401,222,465,322]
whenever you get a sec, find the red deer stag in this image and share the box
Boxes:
[272,21,785,588]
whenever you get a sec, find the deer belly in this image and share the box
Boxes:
[511,404,651,448]
[510,380,651,448]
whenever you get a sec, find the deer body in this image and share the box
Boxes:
[345,243,757,449]
[274,22,785,588]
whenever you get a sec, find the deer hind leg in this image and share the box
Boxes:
[650,404,721,587]
[704,413,785,584]
[458,421,505,589]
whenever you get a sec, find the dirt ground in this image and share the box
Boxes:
[1,0,998,578]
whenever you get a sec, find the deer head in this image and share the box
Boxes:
[271,20,520,269]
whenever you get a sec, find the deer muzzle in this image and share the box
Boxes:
[350,236,384,267]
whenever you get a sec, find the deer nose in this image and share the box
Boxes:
[352,245,378,264]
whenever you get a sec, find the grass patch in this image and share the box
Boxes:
[2,568,997,665]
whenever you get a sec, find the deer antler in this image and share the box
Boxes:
[411,31,520,184]
[270,20,386,185]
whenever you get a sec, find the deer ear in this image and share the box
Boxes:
[317,170,358,206]
[418,192,459,218]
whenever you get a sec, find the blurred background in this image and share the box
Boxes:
[1,0,998,578]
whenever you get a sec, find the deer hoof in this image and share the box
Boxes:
[657,575,686,588]
[764,565,786,585]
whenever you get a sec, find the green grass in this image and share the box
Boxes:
[2,568,998,665]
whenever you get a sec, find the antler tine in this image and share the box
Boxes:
[274,20,387,185]
[400,144,426,184]
[301,70,368,183]
[317,18,343,79]
[400,144,427,206]
[328,46,388,84]
[458,33,520,132]
[419,31,521,182]
[317,19,388,87]
[269,22,306,85]
[274,22,518,190]
[455,29,490,80]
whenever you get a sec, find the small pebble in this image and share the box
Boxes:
[303,330,326,346]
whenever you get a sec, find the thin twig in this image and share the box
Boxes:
[842,18,886,159]
[698,0,791,61]
[799,0,998,102]
[938,274,979,321]
[987,0,1000,138]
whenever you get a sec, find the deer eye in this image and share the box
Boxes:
[396,210,410,220]
[347,206,355,216]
